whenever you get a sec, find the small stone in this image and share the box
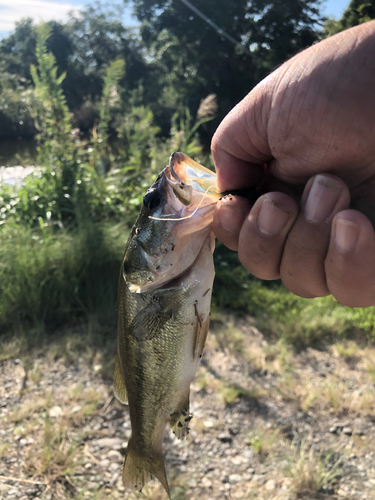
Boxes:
[243,449,254,460]
[107,450,122,462]
[202,477,212,488]
[329,426,338,434]
[100,459,110,468]
[84,463,92,469]
[229,474,242,484]
[72,405,81,413]
[204,420,215,428]
[49,405,63,417]
[217,433,232,443]
[110,471,120,486]
[95,438,123,449]
[265,479,276,491]
[343,427,352,435]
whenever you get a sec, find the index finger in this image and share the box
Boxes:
[211,84,273,192]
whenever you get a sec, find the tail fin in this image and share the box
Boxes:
[123,437,170,498]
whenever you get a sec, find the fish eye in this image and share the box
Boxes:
[143,188,161,211]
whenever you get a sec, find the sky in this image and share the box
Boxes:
[0,0,351,39]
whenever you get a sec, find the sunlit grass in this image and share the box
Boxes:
[282,439,342,496]
[246,427,282,457]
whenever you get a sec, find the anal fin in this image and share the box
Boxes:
[170,395,192,440]
[113,353,128,404]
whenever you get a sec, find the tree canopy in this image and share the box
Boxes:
[324,0,375,35]
[2,0,374,142]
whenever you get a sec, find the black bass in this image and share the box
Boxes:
[115,152,221,497]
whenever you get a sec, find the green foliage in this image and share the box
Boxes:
[30,24,72,157]
[132,0,324,125]
[92,58,126,174]
[0,73,36,127]
[0,1,326,141]
[0,222,126,331]
[324,0,375,36]
[1,2,375,345]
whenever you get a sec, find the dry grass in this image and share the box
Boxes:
[8,394,52,423]
[1,316,375,499]
[282,439,342,496]
[246,426,282,459]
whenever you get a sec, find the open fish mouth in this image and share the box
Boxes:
[164,152,221,210]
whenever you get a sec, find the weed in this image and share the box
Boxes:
[283,439,342,496]
[212,320,246,356]
[0,222,127,332]
[247,427,281,457]
[334,341,359,362]
[366,359,375,382]
[26,418,85,481]
[8,394,52,423]
[0,443,9,458]
[220,383,262,406]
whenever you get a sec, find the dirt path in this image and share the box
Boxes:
[1,314,375,499]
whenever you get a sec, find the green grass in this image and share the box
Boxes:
[0,221,128,333]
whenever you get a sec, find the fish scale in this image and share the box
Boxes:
[115,153,220,497]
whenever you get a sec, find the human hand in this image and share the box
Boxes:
[211,22,375,307]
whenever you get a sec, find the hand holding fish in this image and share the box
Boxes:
[212,21,375,308]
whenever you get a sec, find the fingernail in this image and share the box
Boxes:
[304,175,342,223]
[334,218,359,253]
[257,197,292,236]
[218,203,240,233]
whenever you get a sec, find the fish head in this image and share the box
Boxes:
[123,152,220,293]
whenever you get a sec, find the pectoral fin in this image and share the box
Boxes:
[193,304,210,360]
[113,353,128,404]
[129,302,172,341]
[169,395,192,440]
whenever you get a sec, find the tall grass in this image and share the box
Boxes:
[0,221,128,332]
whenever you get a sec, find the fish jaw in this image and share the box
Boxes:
[168,152,221,201]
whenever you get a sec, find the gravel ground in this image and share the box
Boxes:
[1,314,375,500]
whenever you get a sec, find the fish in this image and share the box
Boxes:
[114,152,222,497]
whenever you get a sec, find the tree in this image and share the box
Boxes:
[324,0,375,36]
[0,3,156,137]
[131,0,324,124]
